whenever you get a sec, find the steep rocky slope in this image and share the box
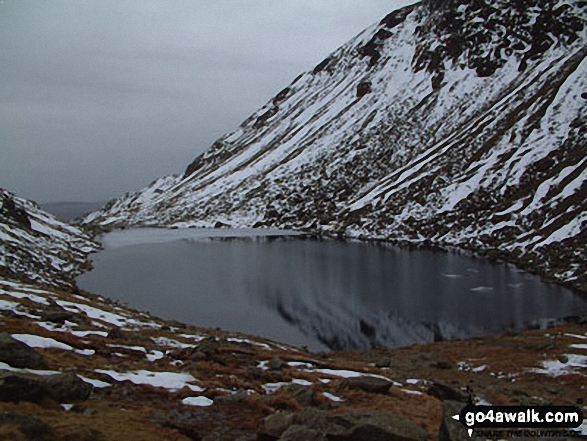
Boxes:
[0,189,99,289]
[83,0,587,293]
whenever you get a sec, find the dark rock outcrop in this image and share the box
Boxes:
[0,371,92,404]
[339,375,393,394]
[0,411,59,441]
[0,333,48,369]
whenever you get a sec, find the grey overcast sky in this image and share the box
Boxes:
[0,0,418,204]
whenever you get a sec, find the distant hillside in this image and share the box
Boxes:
[0,189,99,288]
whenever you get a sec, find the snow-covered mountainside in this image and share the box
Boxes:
[0,189,99,288]
[84,0,587,292]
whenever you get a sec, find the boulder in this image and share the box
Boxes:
[340,375,392,394]
[284,383,315,406]
[438,400,469,441]
[323,411,429,441]
[40,309,76,324]
[39,373,93,402]
[426,382,468,402]
[279,424,326,441]
[277,409,429,441]
[0,371,92,403]
[0,411,59,441]
[0,333,48,369]
[258,411,295,440]
[0,372,48,403]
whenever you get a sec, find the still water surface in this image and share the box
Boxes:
[77,228,587,352]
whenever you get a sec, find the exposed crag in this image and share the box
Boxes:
[83,0,587,292]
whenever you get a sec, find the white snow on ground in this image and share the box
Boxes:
[151,337,197,348]
[78,375,111,388]
[0,288,50,305]
[288,361,314,368]
[95,369,202,392]
[226,337,271,350]
[71,330,109,338]
[262,379,313,394]
[177,334,206,342]
[309,368,399,385]
[400,389,423,396]
[56,299,159,329]
[12,334,73,351]
[565,333,587,340]
[11,333,95,355]
[106,344,165,362]
[0,299,23,313]
[0,362,59,376]
[529,354,587,377]
[182,396,213,407]
[323,392,345,402]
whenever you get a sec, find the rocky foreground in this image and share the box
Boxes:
[0,278,586,441]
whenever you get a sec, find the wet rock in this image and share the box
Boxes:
[340,375,392,394]
[39,373,93,402]
[427,382,468,402]
[0,411,59,441]
[0,332,48,369]
[258,411,295,440]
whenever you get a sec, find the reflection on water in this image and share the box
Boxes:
[77,229,587,351]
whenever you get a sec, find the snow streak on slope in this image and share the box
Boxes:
[84,0,587,292]
[1,189,99,288]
